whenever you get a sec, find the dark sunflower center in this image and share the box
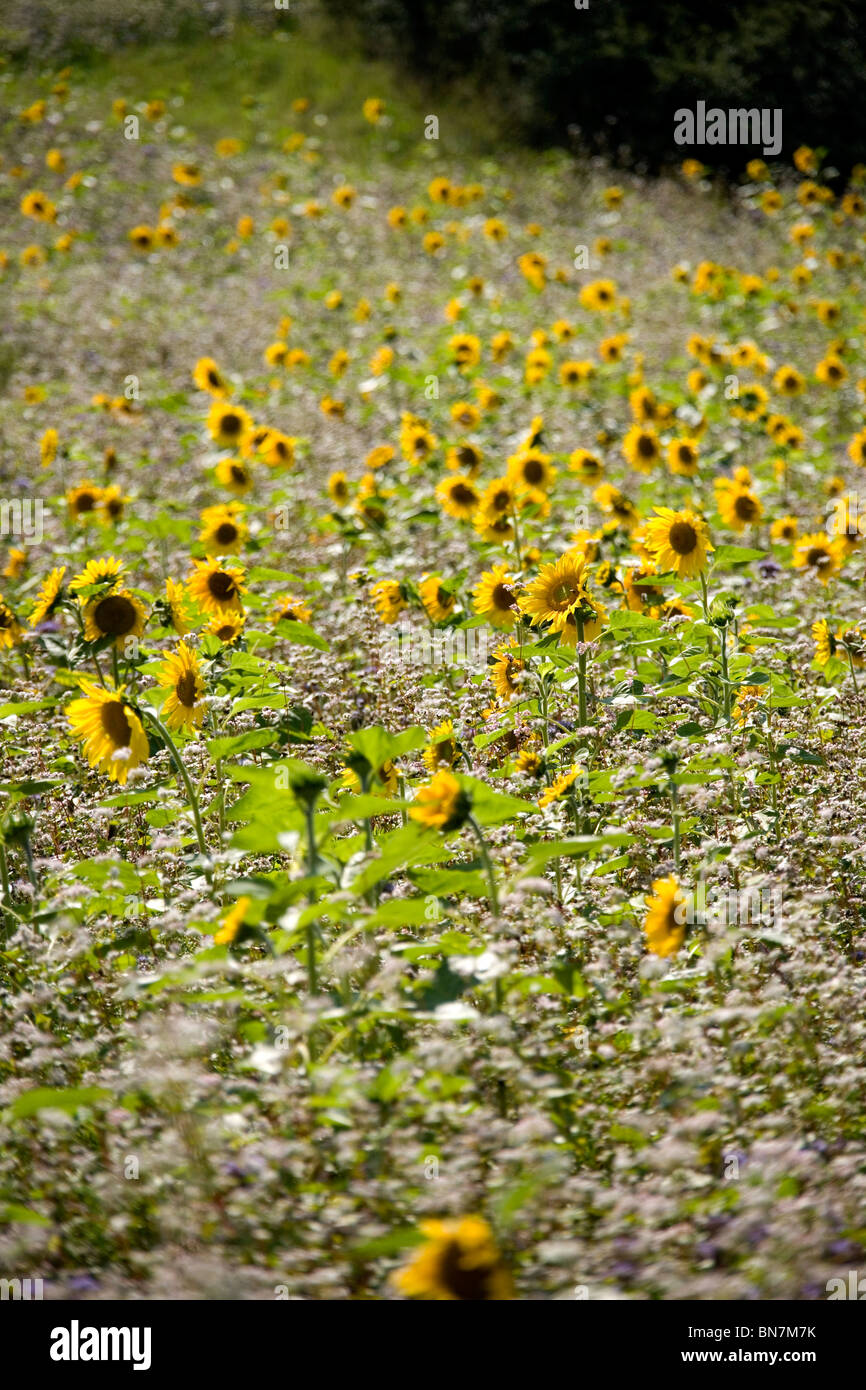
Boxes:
[176,671,198,707]
[668,520,698,555]
[221,413,242,436]
[807,547,829,567]
[208,571,237,600]
[230,465,246,483]
[215,522,238,546]
[523,460,544,484]
[76,492,98,513]
[734,495,759,521]
[93,595,137,637]
[492,490,510,511]
[493,583,515,610]
[0,610,12,630]
[452,484,476,505]
[678,446,695,465]
[637,435,656,458]
[457,447,476,467]
[553,581,582,607]
[439,1240,494,1300]
[101,700,132,747]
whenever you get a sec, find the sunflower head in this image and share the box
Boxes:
[409,769,471,833]
[157,642,206,733]
[392,1217,513,1301]
[643,875,687,957]
[188,559,246,614]
[66,682,149,786]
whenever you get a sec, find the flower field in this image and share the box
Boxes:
[2,19,866,1303]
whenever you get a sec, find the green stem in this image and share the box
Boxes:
[847,645,861,703]
[719,628,731,722]
[577,618,588,727]
[0,839,10,926]
[304,805,319,994]
[142,708,208,856]
[468,814,499,917]
[671,780,681,874]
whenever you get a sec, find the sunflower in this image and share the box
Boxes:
[491,642,525,702]
[507,448,556,493]
[69,556,124,594]
[847,428,866,466]
[642,507,713,579]
[520,551,591,631]
[29,566,66,626]
[207,611,246,645]
[423,720,460,772]
[82,588,146,649]
[156,643,205,733]
[0,599,23,648]
[216,457,253,495]
[163,578,192,635]
[392,1217,513,1301]
[127,224,154,251]
[66,682,149,785]
[474,509,515,544]
[579,279,617,312]
[409,769,471,833]
[593,483,640,531]
[643,875,686,958]
[473,565,519,629]
[557,594,608,646]
[4,548,26,581]
[259,430,296,469]
[812,618,838,666]
[793,533,843,585]
[539,764,584,810]
[732,382,769,421]
[206,401,253,449]
[342,758,399,796]
[271,593,312,625]
[732,684,766,728]
[67,482,103,520]
[40,427,58,467]
[447,443,483,476]
[199,503,248,555]
[715,481,763,532]
[192,357,228,396]
[188,559,246,614]
[515,748,544,776]
[419,575,456,624]
[99,485,127,524]
[449,333,481,369]
[772,364,806,396]
[770,516,799,544]
[327,471,350,506]
[370,579,406,625]
[560,360,595,387]
[622,424,661,473]
[214,896,251,946]
[400,415,438,464]
[436,475,481,520]
[815,355,847,387]
[667,438,700,477]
